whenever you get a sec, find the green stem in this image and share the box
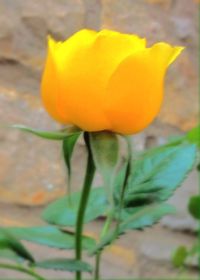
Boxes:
[94,210,114,280]
[94,137,133,280]
[75,132,95,280]
[116,136,132,227]
[94,252,101,280]
[0,263,46,280]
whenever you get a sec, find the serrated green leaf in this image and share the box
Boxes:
[188,195,200,220]
[4,226,95,251]
[42,187,108,227]
[119,203,175,230]
[90,132,119,201]
[117,144,196,207]
[172,246,188,267]
[11,124,81,140]
[90,203,175,255]
[0,228,34,263]
[35,258,92,272]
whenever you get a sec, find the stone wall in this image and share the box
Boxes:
[0,0,198,205]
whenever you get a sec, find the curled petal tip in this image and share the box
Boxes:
[168,45,185,66]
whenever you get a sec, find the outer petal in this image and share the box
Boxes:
[41,37,69,123]
[105,43,184,134]
[56,30,146,131]
[90,30,146,79]
[50,29,97,73]
[41,30,97,125]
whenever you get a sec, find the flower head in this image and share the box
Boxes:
[41,29,183,134]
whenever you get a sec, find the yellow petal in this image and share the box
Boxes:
[91,30,146,74]
[55,29,109,131]
[56,29,146,131]
[168,46,184,65]
[41,36,68,123]
[148,42,184,66]
[41,30,97,125]
[51,29,97,72]
[89,29,146,89]
[105,43,184,134]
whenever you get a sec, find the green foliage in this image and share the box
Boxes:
[35,258,92,272]
[88,141,196,255]
[3,226,95,251]
[42,140,197,258]
[42,187,108,227]
[90,203,175,255]
[0,228,34,263]
[188,195,200,220]
[171,127,199,270]
[186,125,200,145]
[115,144,196,207]
[172,246,188,268]
[6,124,198,278]
[118,203,175,230]
[0,248,23,263]
[11,124,81,140]
[172,243,200,269]
[189,243,200,256]
[165,125,200,147]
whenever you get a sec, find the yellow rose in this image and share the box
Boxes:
[41,29,183,135]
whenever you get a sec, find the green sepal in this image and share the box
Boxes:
[90,131,119,202]
[11,124,81,140]
[62,131,82,195]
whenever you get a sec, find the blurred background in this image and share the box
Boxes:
[0,0,198,278]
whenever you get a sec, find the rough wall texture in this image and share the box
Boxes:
[0,0,198,205]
